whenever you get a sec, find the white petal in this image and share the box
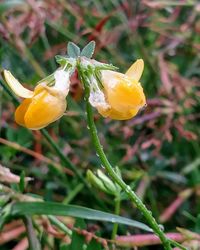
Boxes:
[89,88,110,110]
[54,70,70,96]
[2,70,34,98]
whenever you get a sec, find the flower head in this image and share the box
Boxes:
[3,69,70,130]
[89,59,146,120]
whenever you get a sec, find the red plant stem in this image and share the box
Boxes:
[12,238,28,250]
[159,189,193,223]
[0,226,26,245]
[116,233,185,247]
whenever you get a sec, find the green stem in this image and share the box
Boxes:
[85,101,171,250]
[63,183,84,204]
[77,65,171,250]
[111,196,120,239]
[23,216,41,250]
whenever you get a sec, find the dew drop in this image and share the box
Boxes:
[125,185,132,193]
[111,218,115,223]
[159,224,164,231]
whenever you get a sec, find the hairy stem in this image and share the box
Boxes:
[77,64,172,250]
[85,100,171,250]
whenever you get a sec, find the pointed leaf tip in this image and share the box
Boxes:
[67,42,81,58]
[81,41,96,58]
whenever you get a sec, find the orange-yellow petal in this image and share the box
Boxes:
[106,80,146,113]
[24,88,67,130]
[125,59,144,81]
[97,106,139,120]
[101,70,146,114]
[15,99,32,127]
[2,70,34,98]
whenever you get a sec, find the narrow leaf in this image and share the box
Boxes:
[67,42,80,58]
[55,55,68,66]
[81,41,95,58]
[11,202,152,232]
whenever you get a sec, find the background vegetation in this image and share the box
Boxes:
[0,0,200,249]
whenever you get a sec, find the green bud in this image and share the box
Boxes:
[97,170,118,195]
[86,170,107,193]
[114,166,122,193]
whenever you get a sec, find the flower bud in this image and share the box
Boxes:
[87,169,120,196]
[86,170,107,193]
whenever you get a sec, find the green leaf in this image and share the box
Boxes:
[86,239,102,250]
[69,229,85,250]
[68,218,86,250]
[11,202,152,232]
[81,41,95,58]
[55,55,68,66]
[67,42,80,58]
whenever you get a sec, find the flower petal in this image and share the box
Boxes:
[24,88,67,130]
[15,99,32,127]
[2,70,34,98]
[54,70,70,95]
[97,106,138,120]
[106,80,146,112]
[125,59,144,81]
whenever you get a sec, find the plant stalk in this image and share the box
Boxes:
[111,197,121,239]
[77,64,172,250]
[23,216,41,250]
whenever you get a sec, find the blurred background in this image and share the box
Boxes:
[0,0,200,249]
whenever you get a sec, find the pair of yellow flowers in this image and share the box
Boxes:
[3,59,146,130]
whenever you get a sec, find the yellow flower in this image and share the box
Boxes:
[90,59,146,120]
[2,69,70,130]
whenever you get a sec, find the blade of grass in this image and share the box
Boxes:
[11,201,153,232]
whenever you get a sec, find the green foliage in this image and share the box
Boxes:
[11,201,152,232]
[67,42,81,58]
[81,41,96,58]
